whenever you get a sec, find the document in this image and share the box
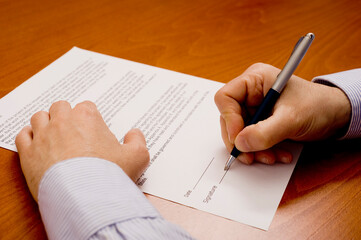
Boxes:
[0,47,302,230]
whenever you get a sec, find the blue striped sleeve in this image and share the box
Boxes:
[312,68,361,139]
[38,157,194,240]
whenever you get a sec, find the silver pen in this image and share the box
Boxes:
[224,33,315,171]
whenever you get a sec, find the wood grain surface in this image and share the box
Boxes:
[0,0,360,239]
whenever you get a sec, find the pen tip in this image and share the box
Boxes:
[224,155,235,171]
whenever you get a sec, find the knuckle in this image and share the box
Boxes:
[248,62,268,71]
[49,100,71,115]
[14,135,20,146]
[75,101,98,117]
[52,100,70,108]
[15,127,26,142]
[247,63,277,77]
[81,100,97,109]
[30,111,47,122]
[214,88,226,106]
[134,143,150,163]
[30,113,38,124]
[77,101,97,110]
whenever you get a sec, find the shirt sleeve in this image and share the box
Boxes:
[38,157,195,240]
[312,68,361,139]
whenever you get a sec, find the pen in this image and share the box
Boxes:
[224,33,315,171]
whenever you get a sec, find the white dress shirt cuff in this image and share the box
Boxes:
[38,157,161,240]
[312,68,361,139]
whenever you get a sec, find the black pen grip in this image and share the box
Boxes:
[247,88,280,125]
[230,88,280,158]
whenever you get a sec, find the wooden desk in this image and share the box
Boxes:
[1,0,360,239]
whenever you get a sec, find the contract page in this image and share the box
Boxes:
[0,47,302,230]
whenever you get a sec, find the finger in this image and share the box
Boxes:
[254,146,293,164]
[274,147,293,163]
[30,111,49,132]
[15,125,33,154]
[215,63,280,143]
[241,63,280,106]
[49,100,72,119]
[214,71,248,143]
[215,90,244,143]
[220,115,255,165]
[123,128,147,146]
[220,116,232,151]
[123,128,149,167]
[224,111,244,144]
[73,101,100,116]
[215,63,279,109]
[214,77,245,125]
[237,152,254,165]
[122,128,149,181]
[254,149,276,165]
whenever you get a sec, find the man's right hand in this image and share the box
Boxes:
[214,63,351,165]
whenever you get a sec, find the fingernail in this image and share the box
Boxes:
[259,156,270,164]
[281,155,292,163]
[226,125,234,144]
[238,154,252,165]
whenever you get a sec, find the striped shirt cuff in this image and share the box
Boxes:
[38,157,161,240]
[312,68,361,139]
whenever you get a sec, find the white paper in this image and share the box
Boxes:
[0,47,302,230]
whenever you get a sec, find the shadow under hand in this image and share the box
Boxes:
[279,138,361,207]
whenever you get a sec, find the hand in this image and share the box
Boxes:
[15,101,149,202]
[214,63,351,165]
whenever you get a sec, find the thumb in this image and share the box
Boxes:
[234,113,292,152]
